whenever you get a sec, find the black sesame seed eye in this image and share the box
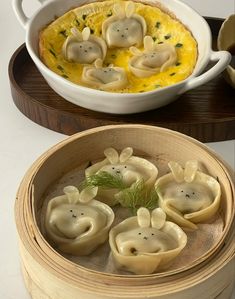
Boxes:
[117,29,120,32]
[181,190,184,193]
[138,232,141,235]
[81,213,84,215]
[121,34,124,37]
[79,45,82,48]
[124,166,127,168]
[112,167,115,170]
[192,192,195,195]
[70,209,73,212]
[152,233,154,235]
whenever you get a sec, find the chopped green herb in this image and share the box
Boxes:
[155,84,161,88]
[164,34,171,40]
[107,11,112,16]
[176,62,181,66]
[81,171,127,190]
[158,41,163,44]
[99,30,102,35]
[175,43,183,48]
[59,30,67,38]
[75,19,80,26]
[49,49,56,58]
[82,14,87,20]
[170,72,176,76]
[90,29,94,34]
[143,84,147,87]
[118,180,159,215]
[111,54,117,58]
[155,21,161,28]
[57,65,64,72]
[152,36,157,42]
[62,74,69,79]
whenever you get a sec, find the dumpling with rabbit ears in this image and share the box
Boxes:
[62,27,107,64]
[81,59,128,90]
[129,36,177,77]
[155,161,221,230]
[45,185,114,255]
[85,147,158,206]
[109,207,187,274]
[102,1,147,48]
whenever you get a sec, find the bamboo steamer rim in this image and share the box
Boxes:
[15,125,235,295]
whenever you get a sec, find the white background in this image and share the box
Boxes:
[0,0,234,298]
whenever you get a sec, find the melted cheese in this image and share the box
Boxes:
[39,0,198,93]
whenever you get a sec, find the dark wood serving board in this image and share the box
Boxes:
[8,17,235,142]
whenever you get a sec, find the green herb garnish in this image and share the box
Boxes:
[155,21,161,28]
[75,19,80,26]
[170,72,176,76]
[155,84,161,88]
[164,34,171,40]
[152,36,157,42]
[111,54,117,58]
[49,49,56,58]
[82,14,87,20]
[81,171,127,190]
[57,65,64,72]
[59,30,67,38]
[175,43,183,48]
[118,180,159,215]
[107,11,113,16]
[62,74,69,79]
[176,62,181,66]
[158,41,163,44]
[90,29,94,34]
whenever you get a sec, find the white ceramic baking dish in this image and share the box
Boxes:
[13,0,231,114]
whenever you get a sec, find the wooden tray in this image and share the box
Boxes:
[8,17,235,142]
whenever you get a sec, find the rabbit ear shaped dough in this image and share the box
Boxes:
[81,59,128,90]
[62,27,107,64]
[120,147,133,163]
[137,207,151,228]
[129,36,177,77]
[102,1,147,48]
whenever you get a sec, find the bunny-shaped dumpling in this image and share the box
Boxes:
[45,186,114,255]
[102,1,147,48]
[62,27,107,64]
[85,147,158,206]
[129,36,177,77]
[81,59,128,90]
[109,207,187,274]
[155,161,221,230]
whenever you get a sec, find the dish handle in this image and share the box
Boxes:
[178,50,231,94]
[12,0,47,28]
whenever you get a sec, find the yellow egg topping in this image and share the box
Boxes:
[39,0,198,93]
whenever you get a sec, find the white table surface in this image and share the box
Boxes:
[0,0,234,298]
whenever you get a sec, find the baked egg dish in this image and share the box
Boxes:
[39,0,198,93]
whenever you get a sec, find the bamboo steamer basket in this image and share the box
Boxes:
[15,125,235,299]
